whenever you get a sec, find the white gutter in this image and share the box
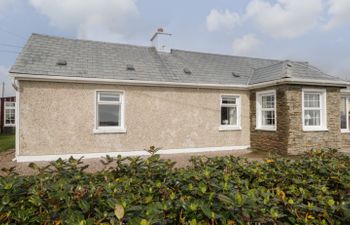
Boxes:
[10,73,350,90]
[9,73,248,90]
[248,78,350,89]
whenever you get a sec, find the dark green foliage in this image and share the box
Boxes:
[1,149,350,224]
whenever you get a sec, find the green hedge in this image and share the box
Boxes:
[1,149,350,224]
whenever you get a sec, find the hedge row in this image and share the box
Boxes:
[1,149,350,224]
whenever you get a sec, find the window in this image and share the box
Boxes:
[95,91,125,133]
[302,89,327,131]
[256,90,276,130]
[341,96,350,132]
[4,102,15,127]
[220,95,240,130]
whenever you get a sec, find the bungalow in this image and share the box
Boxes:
[9,33,350,162]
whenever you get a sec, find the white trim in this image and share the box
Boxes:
[15,145,251,162]
[302,88,327,131]
[341,89,350,94]
[219,94,241,130]
[94,90,126,133]
[93,128,127,134]
[10,73,350,90]
[11,74,247,90]
[256,90,277,131]
[249,78,350,89]
[15,81,20,158]
[218,126,242,131]
[3,101,16,127]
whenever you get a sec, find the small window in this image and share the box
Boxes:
[220,95,240,130]
[341,96,350,132]
[256,90,276,130]
[96,92,124,131]
[4,102,15,127]
[302,89,327,131]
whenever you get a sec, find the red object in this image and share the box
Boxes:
[157,28,164,33]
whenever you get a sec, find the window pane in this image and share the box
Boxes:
[304,93,320,108]
[304,110,320,126]
[5,102,15,108]
[221,106,237,125]
[98,104,120,126]
[4,108,15,125]
[262,95,274,109]
[222,97,236,104]
[341,97,347,129]
[99,93,120,102]
[262,110,275,126]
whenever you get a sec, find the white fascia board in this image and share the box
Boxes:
[10,73,350,90]
[15,145,251,162]
[248,78,350,89]
[10,73,247,90]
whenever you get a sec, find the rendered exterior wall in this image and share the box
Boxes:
[18,81,250,156]
[250,85,342,155]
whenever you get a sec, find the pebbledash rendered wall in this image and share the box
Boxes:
[251,85,342,155]
[18,81,250,156]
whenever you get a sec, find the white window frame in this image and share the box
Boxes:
[302,88,327,131]
[341,95,350,133]
[256,90,277,131]
[4,101,16,127]
[93,90,126,134]
[219,95,241,131]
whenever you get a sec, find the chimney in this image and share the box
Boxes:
[150,28,172,52]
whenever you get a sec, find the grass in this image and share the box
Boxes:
[0,134,15,153]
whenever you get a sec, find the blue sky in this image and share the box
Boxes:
[1,0,350,96]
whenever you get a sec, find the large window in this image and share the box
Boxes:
[341,96,350,132]
[302,89,327,131]
[95,91,125,133]
[256,90,276,130]
[220,95,240,130]
[4,102,15,127]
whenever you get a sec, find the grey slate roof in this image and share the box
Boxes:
[10,33,345,85]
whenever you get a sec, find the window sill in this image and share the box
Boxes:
[341,130,350,133]
[93,128,127,134]
[255,127,276,132]
[219,126,241,131]
[3,125,15,127]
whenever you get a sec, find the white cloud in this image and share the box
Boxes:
[0,66,15,97]
[0,0,18,13]
[245,0,324,38]
[232,34,261,55]
[206,9,240,32]
[324,0,350,30]
[29,0,139,41]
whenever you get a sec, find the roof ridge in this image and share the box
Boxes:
[292,61,345,81]
[31,33,153,50]
[252,60,284,71]
[171,49,282,62]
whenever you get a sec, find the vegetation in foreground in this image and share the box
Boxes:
[0,134,15,153]
[0,149,350,224]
